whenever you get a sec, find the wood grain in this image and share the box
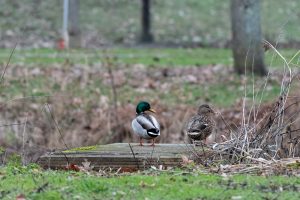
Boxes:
[38,143,207,170]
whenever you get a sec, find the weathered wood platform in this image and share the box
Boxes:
[38,143,205,170]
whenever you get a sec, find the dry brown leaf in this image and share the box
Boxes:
[16,194,26,200]
[181,155,194,165]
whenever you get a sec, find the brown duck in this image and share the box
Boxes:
[186,104,215,143]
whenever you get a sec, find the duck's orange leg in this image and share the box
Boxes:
[139,138,144,146]
[150,138,155,146]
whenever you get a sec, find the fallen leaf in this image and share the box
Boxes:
[80,159,94,171]
[64,163,80,172]
[181,155,194,165]
[139,181,155,188]
[231,196,242,200]
[118,167,138,173]
[16,194,26,200]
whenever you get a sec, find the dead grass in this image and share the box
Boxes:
[188,42,300,167]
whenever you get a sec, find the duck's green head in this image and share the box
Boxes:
[136,101,156,114]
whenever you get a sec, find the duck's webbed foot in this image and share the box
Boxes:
[150,139,155,146]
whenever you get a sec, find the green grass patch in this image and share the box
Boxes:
[0,48,298,68]
[0,166,299,200]
[155,76,283,107]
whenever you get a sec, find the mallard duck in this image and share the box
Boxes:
[186,104,215,144]
[131,101,160,146]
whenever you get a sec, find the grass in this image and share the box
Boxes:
[1,48,231,66]
[0,48,299,67]
[0,164,299,200]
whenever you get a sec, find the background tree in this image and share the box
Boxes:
[231,0,266,76]
[68,0,81,48]
[140,0,153,43]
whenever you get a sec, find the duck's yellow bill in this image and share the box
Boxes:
[149,108,156,113]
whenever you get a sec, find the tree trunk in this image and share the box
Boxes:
[68,0,81,48]
[140,0,153,43]
[231,0,266,76]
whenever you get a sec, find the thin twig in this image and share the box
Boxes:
[128,143,139,169]
[219,113,237,134]
[44,103,69,150]
[149,144,155,166]
[106,56,119,126]
[0,122,26,127]
[21,115,28,165]
[0,43,17,85]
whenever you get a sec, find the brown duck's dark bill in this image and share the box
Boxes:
[209,107,216,114]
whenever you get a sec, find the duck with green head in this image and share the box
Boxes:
[131,101,160,146]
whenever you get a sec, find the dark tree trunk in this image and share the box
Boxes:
[68,0,81,48]
[231,0,267,76]
[140,0,153,43]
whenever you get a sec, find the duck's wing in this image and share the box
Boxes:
[186,115,208,133]
[149,115,160,129]
[189,123,208,132]
[135,114,160,136]
[132,118,147,137]
[186,114,214,140]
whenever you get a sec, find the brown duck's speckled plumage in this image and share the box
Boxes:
[186,104,215,141]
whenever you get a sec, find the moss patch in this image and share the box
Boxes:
[63,145,99,153]
[0,147,4,154]
[287,161,300,169]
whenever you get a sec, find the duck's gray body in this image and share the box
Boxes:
[131,113,160,139]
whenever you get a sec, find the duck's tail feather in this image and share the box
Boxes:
[147,128,160,137]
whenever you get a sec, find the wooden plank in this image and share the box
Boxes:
[38,143,207,170]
